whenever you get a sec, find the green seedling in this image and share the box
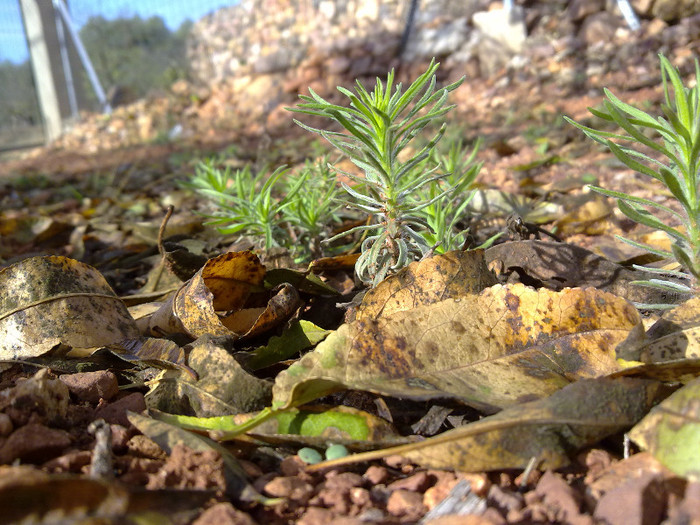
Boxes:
[185,161,305,252]
[281,156,343,260]
[566,54,700,305]
[412,136,498,253]
[290,58,465,285]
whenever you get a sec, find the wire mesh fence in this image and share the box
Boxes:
[0,0,236,150]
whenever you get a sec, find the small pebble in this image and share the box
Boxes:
[325,443,349,460]
[364,465,389,485]
[298,447,323,464]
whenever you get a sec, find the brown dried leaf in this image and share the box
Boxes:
[221,282,300,338]
[616,295,700,364]
[0,465,214,522]
[145,334,272,416]
[273,284,640,413]
[484,240,690,306]
[148,251,266,338]
[311,378,664,472]
[355,250,497,321]
[0,256,139,359]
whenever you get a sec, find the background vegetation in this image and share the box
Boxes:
[0,15,191,134]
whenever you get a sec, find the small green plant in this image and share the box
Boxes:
[412,136,485,253]
[185,160,306,252]
[290,59,464,285]
[565,54,700,302]
[281,156,343,260]
[185,156,345,262]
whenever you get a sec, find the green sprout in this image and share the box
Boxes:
[565,54,700,304]
[281,156,343,260]
[290,59,464,285]
[185,161,306,252]
[413,136,488,253]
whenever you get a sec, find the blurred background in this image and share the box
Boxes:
[0,0,236,150]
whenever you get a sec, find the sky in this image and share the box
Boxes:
[0,0,238,64]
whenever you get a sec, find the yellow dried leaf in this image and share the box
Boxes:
[356,250,497,321]
[148,251,266,338]
[273,284,641,412]
[616,295,700,363]
[311,377,663,472]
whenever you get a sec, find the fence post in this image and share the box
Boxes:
[19,0,63,143]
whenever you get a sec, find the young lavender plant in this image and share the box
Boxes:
[565,54,700,303]
[185,161,306,252]
[289,59,464,286]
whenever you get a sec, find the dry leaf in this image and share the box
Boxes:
[145,334,272,416]
[311,377,664,472]
[484,240,690,306]
[616,295,700,363]
[554,194,613,235]
[148,251,265,338]
[273,284,640,413]
[0,465,214,522]
[0,256,139,359]
[221,282,300,338]
[629,377,700,481]
[356,250,497,321]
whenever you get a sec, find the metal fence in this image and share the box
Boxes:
[0,0,236,150]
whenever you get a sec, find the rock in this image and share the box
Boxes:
[594,472,666,525]
[298,507,335,525]
[192,503,257,525]
[651,0,700,22]
[323,471,364,491]
[472,6,527,53]
[534,471,583,522]
[146,444,225,491]
[402,18,471,61]
[578,11,620,45]
[364,465,389,485]
[0,423,72,464]
[59,370,119,403]
[386,489,426,518]
[2,369,70,425]
[630,0,655,15]
[388,471,434,492]
[93,392,146,427]
[327,56,352,74]
[254,48,304,74]
[668,482,700,524]
[263,476,315,502]
[0,414,12,437]
[568,0,605,21]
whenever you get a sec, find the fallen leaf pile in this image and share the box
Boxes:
[0,236,699,522]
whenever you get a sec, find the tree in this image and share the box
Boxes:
[78,15,191,103]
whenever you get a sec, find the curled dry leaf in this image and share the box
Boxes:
[148,251,266,338]
[220,282,300,338]
[0,465,215,522]
[616,295,700,363]
[0,256,139,359]
[273,284,641,413]
[355,250,497,321]
[629,376,700,481]
[311,377,664,472]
